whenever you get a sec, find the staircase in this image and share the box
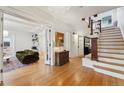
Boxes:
[93,26,124,79]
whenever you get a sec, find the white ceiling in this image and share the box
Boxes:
[0,6,119,33]
[4,14,42,32]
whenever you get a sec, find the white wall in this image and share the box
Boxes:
[37,23,86,58]
[8,30,33,52]
[117,7,124,39]
[38,30,46,52]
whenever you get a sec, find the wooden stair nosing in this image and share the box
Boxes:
[98,47,124,50]
[101,31,120,33]
[101,32,121,35]
[99,38,123,40]
[98,44,124,46]
[94,65,124,75]
[102,30,120,32]
[98,51,124,55]
[98,60,124,67]
[102,29,120,31]
[98,55,124,60]
[100,35,122,37]
[102,27,119,31]
[99,40,124,42]
[100,33,122,37]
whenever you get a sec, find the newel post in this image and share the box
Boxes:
[91,37,98,61]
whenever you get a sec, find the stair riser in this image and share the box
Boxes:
[99,36,122,39]
[98,42,124,45]
[102,31,120,34]
[101,31,120,33]
[102,26,119,28]
[98,46,124,48]
[101,28,120,31]
[94,67,124,79]
[94,62,124,71]
[98,49,124,53]
[101,32,121,35]
[100,34,122,37]
[99,44,124,46]
[98,57,124,64]
[98,53,124,59]
[102,29,120,32]
[99,39,123,42]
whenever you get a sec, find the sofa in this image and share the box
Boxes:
[16,49,39,64]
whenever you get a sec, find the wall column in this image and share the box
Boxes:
[45,25,54,65]
[0,11,3,86]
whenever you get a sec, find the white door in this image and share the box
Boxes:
[0,11,3,85]
[78,36,84,57]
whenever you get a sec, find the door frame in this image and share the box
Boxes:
[78,35,84,57]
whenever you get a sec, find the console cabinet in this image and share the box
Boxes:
[55,51,69,66]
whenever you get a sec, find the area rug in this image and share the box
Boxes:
[3,57,27,73]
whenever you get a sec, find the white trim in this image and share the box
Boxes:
[45,25,54,66]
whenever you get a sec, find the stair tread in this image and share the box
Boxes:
[98,51,124,55]
[102,31,120,33]
[98,44,124,46]
[98,47,124,50]
[99,37,123,40]
[98,60,124,67]
[101,32,120,35]
[100,36,122,38]
[102,27,119,30]
[100,34,122,37]
[98,55,124,60]
[94,65,124,75]
[99,41,124,42]
[101,30,120,31]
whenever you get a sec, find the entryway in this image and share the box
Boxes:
[78,35,84,57]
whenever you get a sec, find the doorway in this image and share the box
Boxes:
[78,35,84,57]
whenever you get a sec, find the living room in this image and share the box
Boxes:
[3,13,42,72]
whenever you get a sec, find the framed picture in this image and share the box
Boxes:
[102,16,112,25]
[55,32,64,47]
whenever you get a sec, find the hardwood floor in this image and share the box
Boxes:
[3,57,124,86]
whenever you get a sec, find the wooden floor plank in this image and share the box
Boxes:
[3,57,124,86]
